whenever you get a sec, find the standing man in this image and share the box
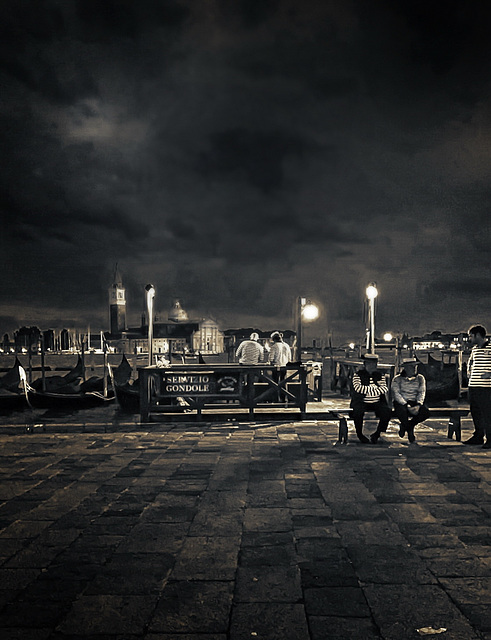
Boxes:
[350,353,391,444]
[269,331,292,402]
[464,325,491,448]
[236,332,264,365]
[391,358,430,443]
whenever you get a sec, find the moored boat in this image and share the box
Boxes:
[113,354,140,412]
[416,354,461,401]
[27,388,115,410]
[0,358,29,412]
[27,351,115,410]
[0,388,27,412]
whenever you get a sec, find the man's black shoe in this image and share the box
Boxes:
[482,441,491,449]
[370,433,380,444]
[357,435,370,444]
[408,432,415,443]
[464,435,484,445]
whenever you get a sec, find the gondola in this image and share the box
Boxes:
[0,358,29,412]
[113,354,140,412]
[416,354,460,401]
[0,388,27,412]
[27,387,115,410]
[29,355,85,392]
[27,353,115,410]
[114,382,140,412]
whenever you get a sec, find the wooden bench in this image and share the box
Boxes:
[331,406,470,444]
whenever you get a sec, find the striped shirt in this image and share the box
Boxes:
[269,341,291,366]
[236,340,264,365]
[468,341,491,387]
[352,371,389,404]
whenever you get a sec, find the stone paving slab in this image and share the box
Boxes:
[0,417,490,638]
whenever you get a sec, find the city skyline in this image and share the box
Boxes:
[1,2,491,342]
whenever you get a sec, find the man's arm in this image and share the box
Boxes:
[416,375,426,405]
[352,372,370,395]
[375,377,389,396]
[391,376,406,405]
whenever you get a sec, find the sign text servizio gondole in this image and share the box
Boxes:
[164,374,212,394]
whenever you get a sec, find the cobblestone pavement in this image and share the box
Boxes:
[1,417,491,639]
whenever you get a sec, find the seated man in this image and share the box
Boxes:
[391,357,430,443]
[350,354,391,443]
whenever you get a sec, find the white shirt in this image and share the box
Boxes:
[269,341,291,366]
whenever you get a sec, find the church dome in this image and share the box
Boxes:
[168,299,188,322]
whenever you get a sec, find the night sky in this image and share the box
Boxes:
[1,0,490,344]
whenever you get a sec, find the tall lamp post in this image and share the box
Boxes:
[145,284,155,366]
[366,283,378,355]
[295,297,319,362]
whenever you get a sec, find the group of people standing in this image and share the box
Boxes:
[350,324,491,448]
[235,331,291,367]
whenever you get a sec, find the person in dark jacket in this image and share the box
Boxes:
[350,353,391,443]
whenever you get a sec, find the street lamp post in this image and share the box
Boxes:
[295,297,319,361]
[366,283,378,355]
[145,284,155,366]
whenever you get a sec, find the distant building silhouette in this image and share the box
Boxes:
[105,280,224,355]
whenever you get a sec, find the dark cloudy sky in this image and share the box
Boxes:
[1,0,490,344]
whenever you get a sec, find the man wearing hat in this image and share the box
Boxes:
[391,358,430,443]
[350,354,391,443]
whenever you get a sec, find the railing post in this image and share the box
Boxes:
[247,369,255,419]
[140,368,150,423]
[299,364,308,418]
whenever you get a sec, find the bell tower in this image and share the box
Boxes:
[109,264,127,335]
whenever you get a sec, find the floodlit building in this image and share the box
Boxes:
[104,271,224,355]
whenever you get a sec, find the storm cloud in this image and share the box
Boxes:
[1,0,490,342]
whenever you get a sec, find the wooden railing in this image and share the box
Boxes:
[138,362,322,422]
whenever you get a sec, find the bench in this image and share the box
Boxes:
[332,406,470,444]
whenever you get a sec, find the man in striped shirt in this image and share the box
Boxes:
[350,354,391,444]
[236,333,264,365]
[464,325,491,448]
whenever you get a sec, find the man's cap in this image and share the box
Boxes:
[362,353,378,361]
[250,332,259,341]
[270,331,281,339]
[401,358,418,366]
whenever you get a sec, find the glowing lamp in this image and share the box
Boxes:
[302,302,319,321]
[366,284,378,300]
